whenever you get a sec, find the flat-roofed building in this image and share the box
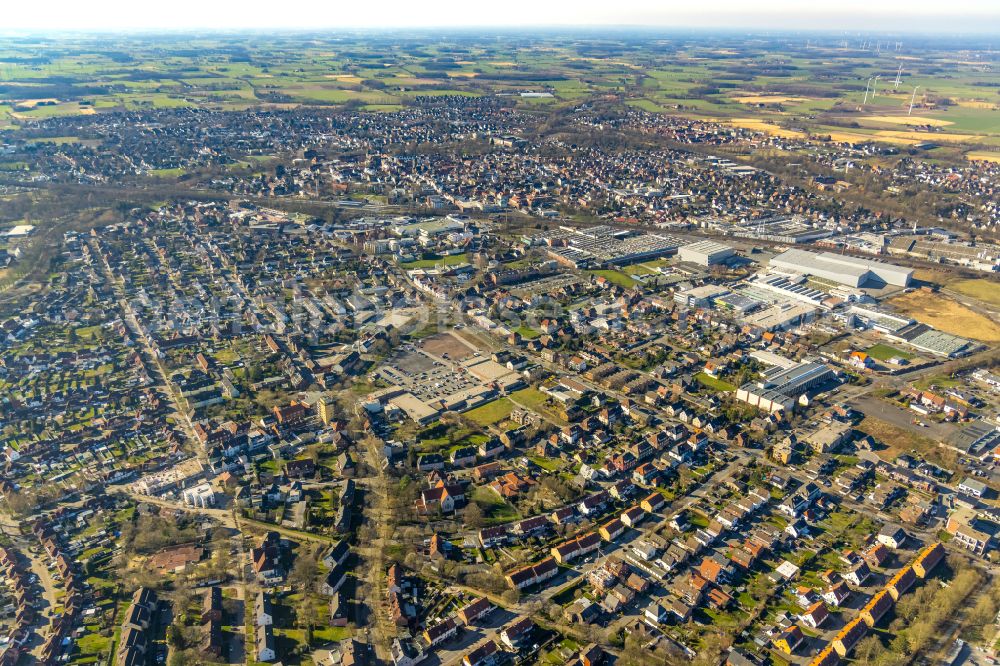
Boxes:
[679,240,735,266]
[770,249,912,287]
[737,361,835,413]
[388,392,440,425]
[741,301,819,332]
[674,284,730,308]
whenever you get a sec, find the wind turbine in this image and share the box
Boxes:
[908,86,920,115]
[865,76,880,105]
[893,65,903,89]
[863,77,874,105]
[871,76,881,102]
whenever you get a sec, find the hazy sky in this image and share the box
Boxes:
[3,0,999,32]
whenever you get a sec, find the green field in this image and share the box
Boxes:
[471,485,520,523]
[865,343,915,362]
[587,269,636,288]
[464,398,515,426]
[913,374,963,391]
[694,372,736,392]
[149,167,187,178]
[0,33,996,152]
[510,387,568,425]
[399,254,469,269]
[312,626,352,643]
[514,325,541,340]
[510,387,550,411]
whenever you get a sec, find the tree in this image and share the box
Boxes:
[968,591,998,628]
[854,636,885,666]
[501,588,520,605]
[289,547,319,592]
[463,502,486,529]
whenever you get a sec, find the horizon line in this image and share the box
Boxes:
[1,23,1000,37]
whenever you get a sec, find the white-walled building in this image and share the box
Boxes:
[183,483,216,508]
[679,240,735,266]
[770,249,912,287]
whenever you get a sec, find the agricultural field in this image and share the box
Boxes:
[0,32,996,158]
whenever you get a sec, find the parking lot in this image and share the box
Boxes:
[426,608,517,666]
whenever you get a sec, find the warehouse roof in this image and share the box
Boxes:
[681,240,733,254]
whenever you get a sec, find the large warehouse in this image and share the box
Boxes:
[769,249,912,288]
[678,240,735,266]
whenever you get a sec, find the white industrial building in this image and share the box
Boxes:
[678,240,735,266]
[769,249,912,288]
[736,361,835,413]
[847,306,913,334]
[673,284,730,307]
[741,301,818,332]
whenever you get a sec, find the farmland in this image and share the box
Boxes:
[0,31,996,160]
[0,24,999,666]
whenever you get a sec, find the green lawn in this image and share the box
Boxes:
[510,387,550,410]
[472,486,521,523]
[865,343,914,361]
[689,512,710,528]
[214,348,241,365]
[618,261,660,276]
[76,631,111,656]
[694,372,736,392]
[464,398,515,426]
[913,374,963,391]
[528,455,562,472]
[148,167,186,178]
[399,253,469,269]
[587,269,636,288]
[509,387,568,425]
[514,325,541,340]
[312,626,352,643]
